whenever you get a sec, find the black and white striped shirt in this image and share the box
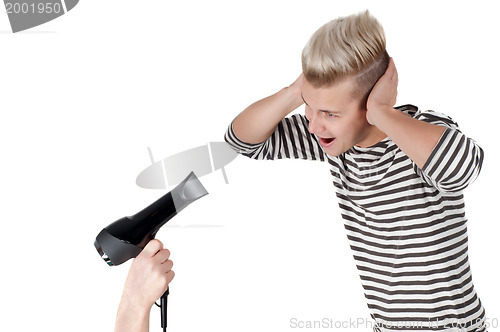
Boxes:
[225,105,486,332]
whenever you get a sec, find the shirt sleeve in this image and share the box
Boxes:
[413,110,484,192]
[224,113,327,162]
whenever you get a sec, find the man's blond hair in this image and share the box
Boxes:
[302,10,389,104]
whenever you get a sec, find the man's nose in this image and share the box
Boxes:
[307,111,324,134]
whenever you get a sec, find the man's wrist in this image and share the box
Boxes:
[369,105,398,130]
[281,85,304,114]
[119,293,153,317]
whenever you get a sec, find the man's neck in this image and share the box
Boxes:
[356,126,387,148]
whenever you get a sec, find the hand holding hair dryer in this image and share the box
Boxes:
[94,171,208,331]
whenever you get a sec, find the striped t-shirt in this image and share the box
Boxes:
[224,104,487,332]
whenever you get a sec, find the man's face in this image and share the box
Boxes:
[302,77,381,157]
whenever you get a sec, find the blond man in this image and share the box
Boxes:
[225,10,487,332]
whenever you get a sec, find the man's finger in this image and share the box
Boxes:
[154,248,171,264]
[161,259,174,273]
[142,239,163,257]
[165,270,175,284]
[386,58,395,75]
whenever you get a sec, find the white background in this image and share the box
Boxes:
[0,1,498,331]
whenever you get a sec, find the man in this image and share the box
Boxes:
[225,10,486,332]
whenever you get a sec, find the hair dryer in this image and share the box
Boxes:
[94,171,208,331]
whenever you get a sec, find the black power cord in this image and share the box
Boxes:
[160,287,169,332]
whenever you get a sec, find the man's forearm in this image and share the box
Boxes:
[114,297,151,332]
[364,58,446,168]
[232,83,304,144]
[373,106,446,169]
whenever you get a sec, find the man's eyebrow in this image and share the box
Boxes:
[301,93,340,114]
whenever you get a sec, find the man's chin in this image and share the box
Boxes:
[323,145,347,158]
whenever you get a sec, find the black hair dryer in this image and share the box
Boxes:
[94,171,208,331]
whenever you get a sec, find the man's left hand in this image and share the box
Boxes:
[366,57,398,126]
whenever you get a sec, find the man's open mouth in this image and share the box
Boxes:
[319,136,336,147]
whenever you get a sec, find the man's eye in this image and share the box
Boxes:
[325,112,337,118]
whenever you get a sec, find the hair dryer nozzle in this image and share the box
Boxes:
[173,171,209,211]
